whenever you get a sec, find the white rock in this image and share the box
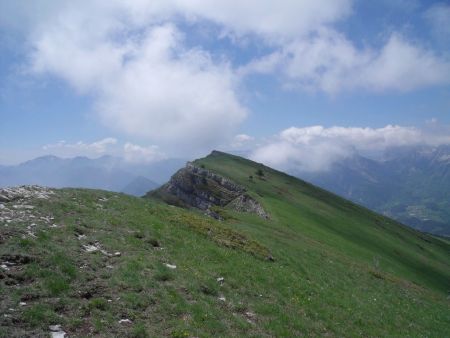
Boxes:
[165,263,177,269]
[113,252,121,257]
[217,277,224,283]
[83,244,99,252]
[218,296,226,302]
[19,302,27,306]
[51,332,66,338]
[119,319,132,324]
[0,204,5,209]
[245,311,256,318]
[100,249,110,256]
[1,264,10,271]
[49,324,62,331]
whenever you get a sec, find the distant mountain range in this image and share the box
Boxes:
[0,155,186,196]
[1,145,449,235]
[299,145,450,236]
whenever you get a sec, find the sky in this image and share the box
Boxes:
[0,0,449,171]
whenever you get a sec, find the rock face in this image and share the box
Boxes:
[152,163,269,219]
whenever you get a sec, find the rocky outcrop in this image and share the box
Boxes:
[227,194,268,219]
[0,185,55,202]
[152,163,269,219]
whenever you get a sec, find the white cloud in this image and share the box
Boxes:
[2,0,450,160]
[123,143,165,163]
[425,3,450,42]
[42,138,118,158]
[251,125,450,172]
[31,17,246,150]
[231,134,255,148]
[21,0,352,152]
[244,31,450,93]
[6,1,449,104]
[41,138,165,163]
[175,0,352,39]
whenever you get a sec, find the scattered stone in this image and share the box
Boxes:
[0,204,5,209]
[49,324,66,338]
[217,277,224,284]
[19,302,26,306]
[83,243,100,253]
[76,234,86,240]
[1,264,9,271]
[244,311,256,324]
[0,186,54,202]
[245,311,256,318]
[218,296,226,302]
[113,252,121,257]
[165,263,177,269]
[119,319,132,324]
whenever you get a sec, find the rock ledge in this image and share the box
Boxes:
[152,163,269,219]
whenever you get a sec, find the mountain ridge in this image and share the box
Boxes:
[299,145,450,235]
[0,151,449,337]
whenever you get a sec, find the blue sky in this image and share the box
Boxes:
[0,0,449,169]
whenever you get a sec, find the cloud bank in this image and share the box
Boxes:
[42,138,165,163]
[250,124,450,172]
[243,31,450,93]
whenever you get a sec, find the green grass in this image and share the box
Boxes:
[0,151,449,337]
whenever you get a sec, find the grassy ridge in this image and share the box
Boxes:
[195,151,450,294]
[0,151,449,337]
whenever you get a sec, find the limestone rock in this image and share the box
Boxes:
[152,163,269,219]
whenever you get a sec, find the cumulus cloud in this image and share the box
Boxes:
[2,0,450,158]
[19,0,352,151]
[30,16,246,150]
[250,125,450,172]
[244,31,450,93]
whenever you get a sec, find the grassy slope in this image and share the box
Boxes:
[0,151,448,337]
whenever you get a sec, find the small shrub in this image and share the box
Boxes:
[132,323,149,338]
[18,238,34,248]
[88,297,108,311]
[44,275,70,296]
[22,304,58,327]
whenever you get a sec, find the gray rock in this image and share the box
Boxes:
[153,163,269,219]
